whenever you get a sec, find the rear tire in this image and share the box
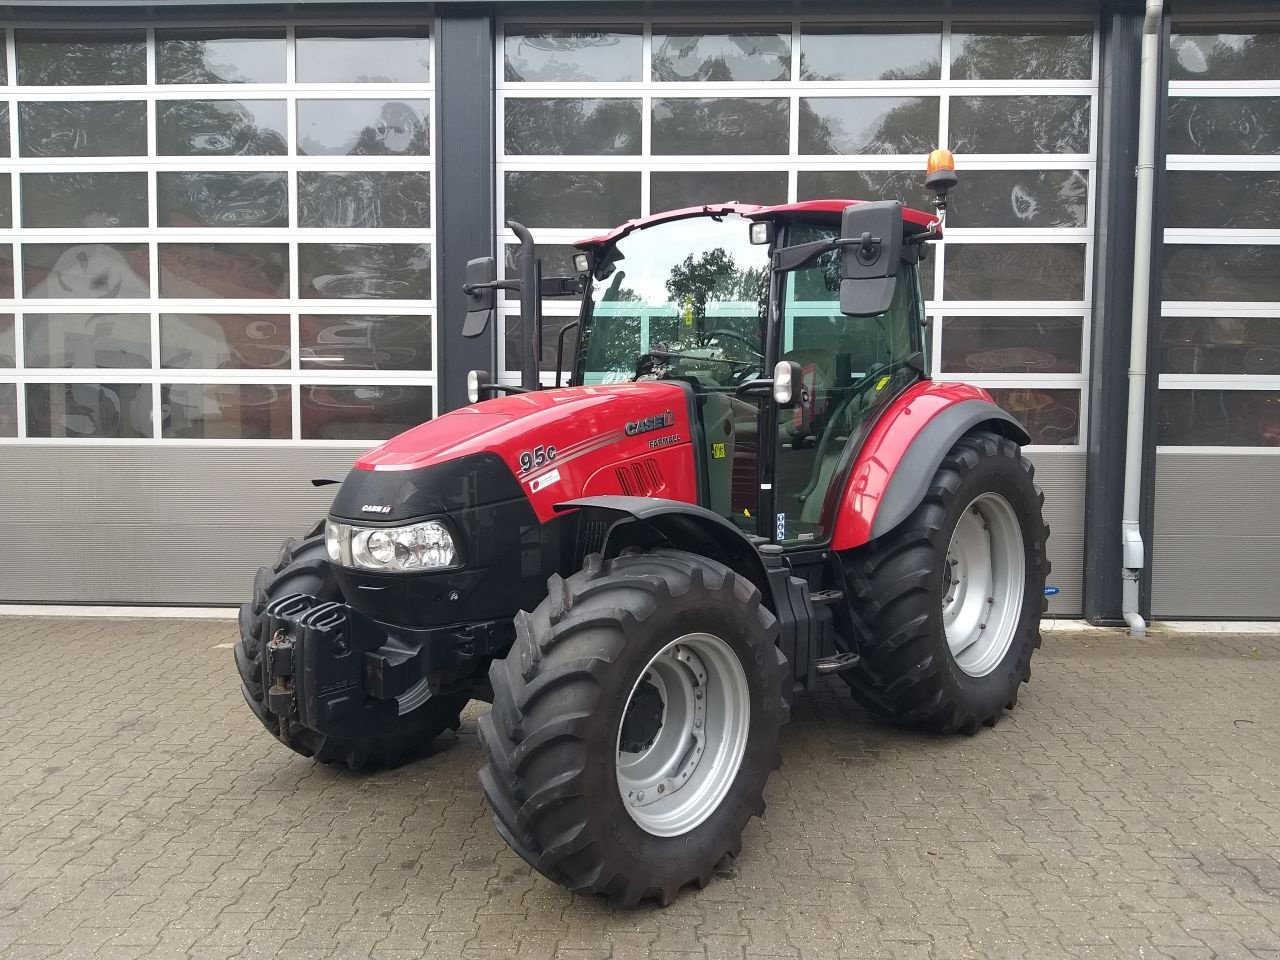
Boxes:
[236,522,468,771]
[478,548,788,907]
[840,431,1048,734]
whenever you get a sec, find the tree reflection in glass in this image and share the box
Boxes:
[157,100,287,156]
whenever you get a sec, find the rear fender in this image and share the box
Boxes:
[831,384,1030,550]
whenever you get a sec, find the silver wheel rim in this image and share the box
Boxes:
[942,492,1026,678]
[616,632,750,838]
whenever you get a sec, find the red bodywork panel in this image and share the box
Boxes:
[830,381,996,551]
[355,383,699,523]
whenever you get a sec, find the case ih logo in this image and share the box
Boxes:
[625,409,675,437]
[361,504,392,514]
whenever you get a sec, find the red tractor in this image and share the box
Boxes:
[237,152,1048,906]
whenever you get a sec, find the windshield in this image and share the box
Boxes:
[575,213,769,388]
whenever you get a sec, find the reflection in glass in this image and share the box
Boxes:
[947,170,1089,229]
[0,175,9,228]
[300,384,433,440]
[797,169,932,213]
[162,383,290,439]
[800,97,939,155]
[24,313,150,368]
[800,26,940,81]
[1170,29,1280,81]
[504,26,641,82]
[505,99,641,156]
[0,247,12,300]
[16,30,146,85]
[158,243,289,299]
[941,316,1082,373]
[1162,246,1280,302]
[158,171,288,228]
[299,315,432,370]
[298,172,430,228]
[1167,172,1280,230]
[1167,98,1280,155]
[0,315,14,366]
[506,314,579,372]
[652,98,789,155]
[26,382,152,439]
[1160,317,1280,376]
[21,172,148,228]
[984,388,1080,444]
[651,170,788,212]
[0,106,8,157]
[951,27,1092,80]
[503,245,582,302]
[23,244,149,299]
[0,384,14,438]
[950,96,1090,154]
[1158,390,1280,446]
[157,100,287,156]
[296,29,430,83]
[944,244,1086,301]
[161,314,290,369]
[505,171,640,229]
[651,28,790,82]
[296,100,429,156]
[298,244,431,300]
[156,30,286,84]
[19,101,147,157]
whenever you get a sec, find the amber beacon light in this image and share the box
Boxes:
[924,148,957,218]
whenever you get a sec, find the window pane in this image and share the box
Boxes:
[295,28,430,83]
[296,99,429,157]
[300,384,433,440]
[651,170,787,212]
[19,101,147,157]
[0,175,10,228]
[504,171,640,229]
[505,98,641,156]
[652,27,790,82]
[161,314,290,369]
[1160,317,1280,375]
[984,388,1080,444]
[800,26,940,81]
[25,313,150,368]
[26,382,152,439]
[1158,390,1280,446]
[797,169,932,213]
[800,97,939,155]
[502,244,583,302]
[947,170,1089,229]
[0,105,8,157]
[1170,29,1280,82]
[505,314,579,372]
[159,243,288,299]
[157,100,287,156]
[21,172,148,229]
[162,383,290,439]
[1167,172,1280,230]
[944,244,1086,301]
[16,30,145,85]
[0,315,15,367]
[652,98,789,155]
[504,26,641,82]
[950,96,1090,154]
[298,172,430,228]
[23,243,149,299]
[940,316,1083,373]
[156,30,286,84]
[1163,245,1280,302]
[157,171,287,228]
[0,247,12,299]
[1167,97,1280,155]
[298,243,431,300]
[950,25,1092,80]
[299,315,432,370]
[0,384,14,438]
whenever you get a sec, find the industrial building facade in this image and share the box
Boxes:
[0,0,1274,622]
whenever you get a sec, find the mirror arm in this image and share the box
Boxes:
[734,378,774,398]
[480,384,529,397]
[463,279,520,296]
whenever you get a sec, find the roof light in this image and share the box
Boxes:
[572,252,592,274]
[749,221,773,245]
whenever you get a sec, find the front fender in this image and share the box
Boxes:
[830,383,1030,550]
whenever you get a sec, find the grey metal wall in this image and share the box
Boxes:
[1152,453,1280,619]
[1026,451,1086,618]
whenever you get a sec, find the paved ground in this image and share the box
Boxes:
[1,617,1278,960]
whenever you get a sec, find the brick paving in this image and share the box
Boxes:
[1,616,1278,959]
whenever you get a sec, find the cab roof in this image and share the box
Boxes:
[574,199,939,250]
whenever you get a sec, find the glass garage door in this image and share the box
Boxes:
[495,17,1098,449]
[0,21,435,445]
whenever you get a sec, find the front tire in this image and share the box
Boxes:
[478,549,788,907]
[841,430,1048,733]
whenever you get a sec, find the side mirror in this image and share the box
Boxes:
[839,200,903,317]
[462,257,496,338]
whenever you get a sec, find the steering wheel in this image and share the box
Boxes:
[793,362,890,505]
[705,328,765,363]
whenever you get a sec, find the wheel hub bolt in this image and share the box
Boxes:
[636,791,644,801]
[657,783,665,794]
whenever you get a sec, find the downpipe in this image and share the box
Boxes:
[1120,0,1165,638]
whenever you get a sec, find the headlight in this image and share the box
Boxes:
[324,518,461,572]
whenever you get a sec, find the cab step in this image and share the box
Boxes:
[814,651,860,675]
[808,589,845,606]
